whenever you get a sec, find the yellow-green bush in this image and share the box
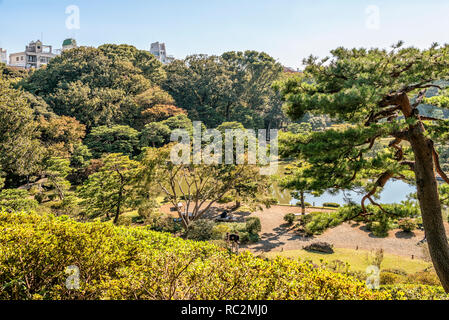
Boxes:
[380,272,406,285]
[406,271,441,286]
[381,284,448,300]
[0,210,445,300]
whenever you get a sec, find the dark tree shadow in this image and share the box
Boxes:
[395,231,416,239]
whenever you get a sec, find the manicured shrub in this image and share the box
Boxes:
[398,218,417,233]
[186,219,215,241]
[245,217,261,234]
[296,202,311,207]
[323,202,340,208]
[144,211,182,233]
[303,242,334,254]
[248,233,260,243]
[116,215,133,226]
[239,231,251,244]
[212,223,231,240]
[284,213,296,225]
[0,189,38,212]
[304,211,345,236]
[367,221,390,237]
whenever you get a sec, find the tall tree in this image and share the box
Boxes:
[163,52,285,129]
[140,122,171,148]
[78,154,142,224]
[280,162,317,215]
[276,42,449,291]
[0,79,43,184]
[221,50,284,128]
[163,55,233,127]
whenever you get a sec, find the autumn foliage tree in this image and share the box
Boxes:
[37,115,86,158]
[141,104,187,123]
[276,42,449,291]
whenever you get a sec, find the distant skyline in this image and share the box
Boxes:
[1,0,449,69]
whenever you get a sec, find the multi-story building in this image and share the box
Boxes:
[9,40,57,69]
[0,48,7,64]
[150,41,174,64]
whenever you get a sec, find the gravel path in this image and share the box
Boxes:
[160,202,448,260]
[240,205,449,260]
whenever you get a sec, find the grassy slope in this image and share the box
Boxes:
[265,248,431,273]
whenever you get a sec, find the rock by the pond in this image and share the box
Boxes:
[303,242,334,254]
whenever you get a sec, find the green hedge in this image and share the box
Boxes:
[323,202,340,208]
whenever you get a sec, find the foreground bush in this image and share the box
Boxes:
[0,211,394,300]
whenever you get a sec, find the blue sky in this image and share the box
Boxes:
[1,0,449,68]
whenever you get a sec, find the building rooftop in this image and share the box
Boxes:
[62,38,76,46]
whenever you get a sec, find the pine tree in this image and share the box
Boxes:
[276,42,449,291]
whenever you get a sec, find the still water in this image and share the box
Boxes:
[272,179,416,206]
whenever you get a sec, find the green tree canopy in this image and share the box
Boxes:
[163,51,285,128]
[22,45,166,129]
[85,125,140,158]
[142,145,273,228]
[0,189,38,212]
[0,79,43,183]
[140,122,171,148]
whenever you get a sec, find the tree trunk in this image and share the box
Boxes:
[409,129,449,292]
[225,103,231,121]
[300,191,305,215]
[232,200,241,212]
[113,186,124,225]
[396,93,449,292]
